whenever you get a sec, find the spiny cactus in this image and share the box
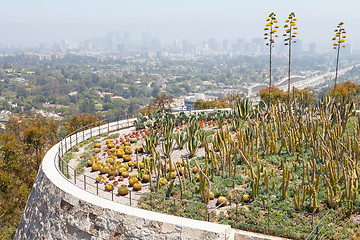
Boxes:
[174,131,188,150]
[293,184,306,211]
[161,137,174,159]
[187,135,200,158]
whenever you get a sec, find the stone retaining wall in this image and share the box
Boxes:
[15,166,231,240]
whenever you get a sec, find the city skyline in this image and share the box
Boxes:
[1,0,359,50]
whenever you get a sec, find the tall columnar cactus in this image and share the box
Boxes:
[161,137,174,159]
[174,131,188,150]
[308,185,318,212]
[143,131,160,154]
[280,166,291,200]
[293,184,306,211]
[186,119,200,139]
[162,115,175,139]
[194,158,211,204]
[187,134,200,158]
[324,175,342,210]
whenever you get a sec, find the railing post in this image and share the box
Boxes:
[65,137,67,152]
[236,202,238,217]
[90,126,92,138]
[173,199,176,215]
[267,206,270,233]
[130,191,132,206]
[66,164,69,177]
[96,181,99,195]
[112,187,114,201]
[84,175,86,190]
[74,169,76,184]
[312,214,314,229]
[150,194,153,210]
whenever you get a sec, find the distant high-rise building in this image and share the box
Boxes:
[117,44,125,51]
[124,32,130,43]
[208,38,217,51]
[142,32,152,48]
[293,39,302,54]
[222,39,229,51]
[39,42,47,50]
[343,43,352,55]
[232,39,245,53]
[174,40,182,49]
[84,40,92,50]
[107,32,115,50]
[245,42,259,53]
[183,40,189,52]
[252,38,264,53]
[151,38,162,50]
[309,42,317,54]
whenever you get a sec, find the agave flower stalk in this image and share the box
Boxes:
[264,12,279,107]
[283,12,298,105]
[332,22,346,96]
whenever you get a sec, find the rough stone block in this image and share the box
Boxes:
[181,227,203,240]
[161,222,175,233]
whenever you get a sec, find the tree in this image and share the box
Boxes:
[328,81,360,102]
[258,86,286,105]
[283,12,298,104]
[104,94,111,103]
[80,99,95,114]
[153,93,173,113]
[193,98,228,110]
[332,22,346,95]
[65,113,100,135]
[223,91,244,106]
[0,114,61,239]
[264,13,279,107]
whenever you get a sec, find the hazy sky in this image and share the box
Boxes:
[1,0,359,48]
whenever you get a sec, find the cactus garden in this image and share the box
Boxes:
[63,96,360,240]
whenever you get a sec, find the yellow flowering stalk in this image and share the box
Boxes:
[264,12,279,107]
[283,12,298,105]
[332,22,346,95]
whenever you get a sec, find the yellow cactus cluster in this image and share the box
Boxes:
[333,22,346,49]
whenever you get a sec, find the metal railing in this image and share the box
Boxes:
[54,114,327,239]
[209,199,327,239]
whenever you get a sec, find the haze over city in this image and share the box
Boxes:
[1,0,359,50]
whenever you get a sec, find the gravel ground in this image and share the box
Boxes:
[67,126,214,209]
